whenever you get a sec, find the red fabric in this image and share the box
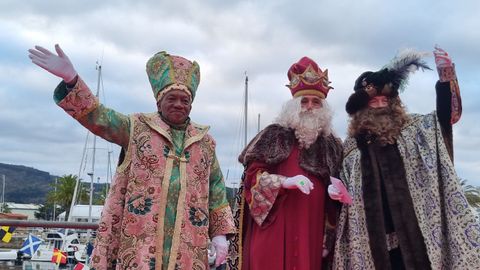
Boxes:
[51,248,67,264]
[287,56,331,98]
[73,263,85,270]
[242,145,329,270]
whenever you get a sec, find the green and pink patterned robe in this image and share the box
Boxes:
[54,77,235,270]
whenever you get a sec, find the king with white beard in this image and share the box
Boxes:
[227,57,346,270]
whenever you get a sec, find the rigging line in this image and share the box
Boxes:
[78,131,90,181]
[96,54,118,180]
[229,73,249,183]
[225,74,246,184]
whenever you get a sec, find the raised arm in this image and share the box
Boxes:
[28,44,130,148]
[433,46,461,160]
[434,46,462,125]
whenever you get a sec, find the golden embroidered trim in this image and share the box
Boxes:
[143,113,174,146]
[155,150,175,270]
[248,170,263,207]
[167,155,188,270]
[293,89,326,99]
[184,126,209,149]
[238,189,246,270]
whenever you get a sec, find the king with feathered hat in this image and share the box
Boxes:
[333,47,479,269]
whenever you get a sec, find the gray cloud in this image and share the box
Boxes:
[1,0,479,187]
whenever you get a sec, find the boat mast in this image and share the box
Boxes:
[88,63,102,223]
[67,63,101,223]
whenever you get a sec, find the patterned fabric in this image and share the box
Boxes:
[162,128,184,269]
[436,64,462,124]
[334,112,480,269]
[54,78,235,270]
[54,78,131,148]
[55,79,100,119]
[146,51,200,102]
[437,64,456,83]
[248,171,284,226]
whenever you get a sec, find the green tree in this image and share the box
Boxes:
[460,179,480,208]
[46,174,88,220]
[34,202,56,220]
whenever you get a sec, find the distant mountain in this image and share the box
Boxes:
[0,163,56,204]
[0,163,107,204]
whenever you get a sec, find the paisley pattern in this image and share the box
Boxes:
[248,171,283,226]
[334,112,480,269]
[55,79,235,270]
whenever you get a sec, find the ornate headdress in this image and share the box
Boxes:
[146,51,200,102]
[346,49,431,114]
[287,56,333,99]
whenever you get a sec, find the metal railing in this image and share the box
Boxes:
[0,219,98,230]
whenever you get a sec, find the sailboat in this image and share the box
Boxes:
[65,62,118,266]
[224,72,258,190]
[69,63,115,224]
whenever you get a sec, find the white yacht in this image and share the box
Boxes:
[23,231,86,264]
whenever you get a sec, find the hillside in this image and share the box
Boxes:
[0,163,107,204]
[0,163,56,204]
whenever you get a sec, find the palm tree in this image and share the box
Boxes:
[47,174,88,220]
[460,179,480,208]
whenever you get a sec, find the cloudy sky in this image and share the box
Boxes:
[1,0,479,188]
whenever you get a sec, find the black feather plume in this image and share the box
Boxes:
[385,49,432,92]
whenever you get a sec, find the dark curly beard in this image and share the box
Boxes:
[348,97,409,146]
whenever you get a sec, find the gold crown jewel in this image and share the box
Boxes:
[290,65,327,88]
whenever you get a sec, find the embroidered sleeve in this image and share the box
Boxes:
[437,64,462,124]
[54,77,131,148]
[244,161,286,226]
[208,153,236,237]
[90,162,129,269]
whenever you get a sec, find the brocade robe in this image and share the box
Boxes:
[227,125,343,270]
[334,78,480,269]
[53,77,236,270]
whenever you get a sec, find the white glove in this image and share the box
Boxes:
[28,44,78,83]
[327,176,353,205]
[211,235,228,267]
[282,175,314,195]
[433,45,453,68]
[322,244,329,258]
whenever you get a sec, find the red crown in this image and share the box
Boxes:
[287,56,333,99]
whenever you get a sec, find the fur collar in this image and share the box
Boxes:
[238,124,343,179]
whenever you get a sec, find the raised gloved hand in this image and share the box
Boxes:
[282,175,314,195]
[433,45,453,68]
[327,177,353,204]
[28,44,78,83]
[211,235,229,267]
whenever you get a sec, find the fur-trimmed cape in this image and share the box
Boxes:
[238,124,343,180]
[227,124,343,270]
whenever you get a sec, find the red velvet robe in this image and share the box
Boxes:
[242,144,330,270]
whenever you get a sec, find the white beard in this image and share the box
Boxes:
[275,97,333,149]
